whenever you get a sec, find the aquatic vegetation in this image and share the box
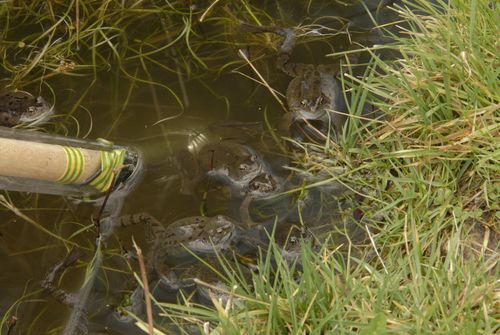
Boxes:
[0,0,498,334]
[155,0,499,333]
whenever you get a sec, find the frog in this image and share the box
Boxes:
[116,213,245,265]
[0,90,53,126]
[155,256,253,306]
[241,23,357,139]
[277,28,361,140]
[113,213,243,317]
[177,139,282,221]
[238,173,288,229]
[274,223,310,263]
[199,142,267,194]
[114,213,262,319]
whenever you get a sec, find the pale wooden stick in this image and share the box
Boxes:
[0,137,101,183]
[132,238,154,335]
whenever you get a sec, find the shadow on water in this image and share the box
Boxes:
[0,1,403,333]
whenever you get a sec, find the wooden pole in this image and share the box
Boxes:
[0,137,101,184]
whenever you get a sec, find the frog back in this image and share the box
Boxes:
[197,142,264,187]
[159,215,242,256]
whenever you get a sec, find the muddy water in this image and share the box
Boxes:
[0,74,278,334]
[0,60,287,334]
[0,2,395,333]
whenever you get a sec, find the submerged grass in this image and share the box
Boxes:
[0,0,498,334]
[155,0,499,333]
[0,0,280,131]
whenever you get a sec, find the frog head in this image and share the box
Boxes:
[201,142,268,192]
[0,91,53,126]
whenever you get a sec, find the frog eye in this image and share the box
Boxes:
[239,164,250,171]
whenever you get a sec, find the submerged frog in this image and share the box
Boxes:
[238,175,292,229]
[115,213,261,318]
[156,256,253,306]
[274,223,309,262]
[0,90,53,126]
[180,140,280,200]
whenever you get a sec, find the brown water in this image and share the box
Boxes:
[0,1,396,333]
[0,49,290,334]
[0,71,278,333]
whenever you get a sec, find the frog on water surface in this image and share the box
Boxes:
[278,32,349,135]
[0,90,53,126]
[116,213,245,267]
[242,24,356,138]
[113,213,260,318]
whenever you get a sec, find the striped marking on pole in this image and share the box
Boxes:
[89,149,126,193]
[58,147,85,184]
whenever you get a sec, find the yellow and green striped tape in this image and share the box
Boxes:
[58,147,85,184]
[89,149,126,192]
[58,146,126,193]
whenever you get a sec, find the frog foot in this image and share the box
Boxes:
[114,286,145,323]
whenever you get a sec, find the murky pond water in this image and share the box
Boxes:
[0,1,398,333]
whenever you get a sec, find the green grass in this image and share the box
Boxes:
[147,1,499,333]
[0,0,280,133]
[1,0,498,334]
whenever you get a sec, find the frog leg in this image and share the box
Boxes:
[239,194,260,229]
[114,284,143,323]
[317,50,360,77]
[115,212,166,243]
[275,29,299,77]
[41,248,89,334]
[118,254,161,322]
[110,213,166,318]
[0,111,21,127]
[239,22,299,77]
[41,248,83,307]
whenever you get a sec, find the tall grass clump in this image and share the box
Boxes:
[155,0,499,333]
[338,0,499,250]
